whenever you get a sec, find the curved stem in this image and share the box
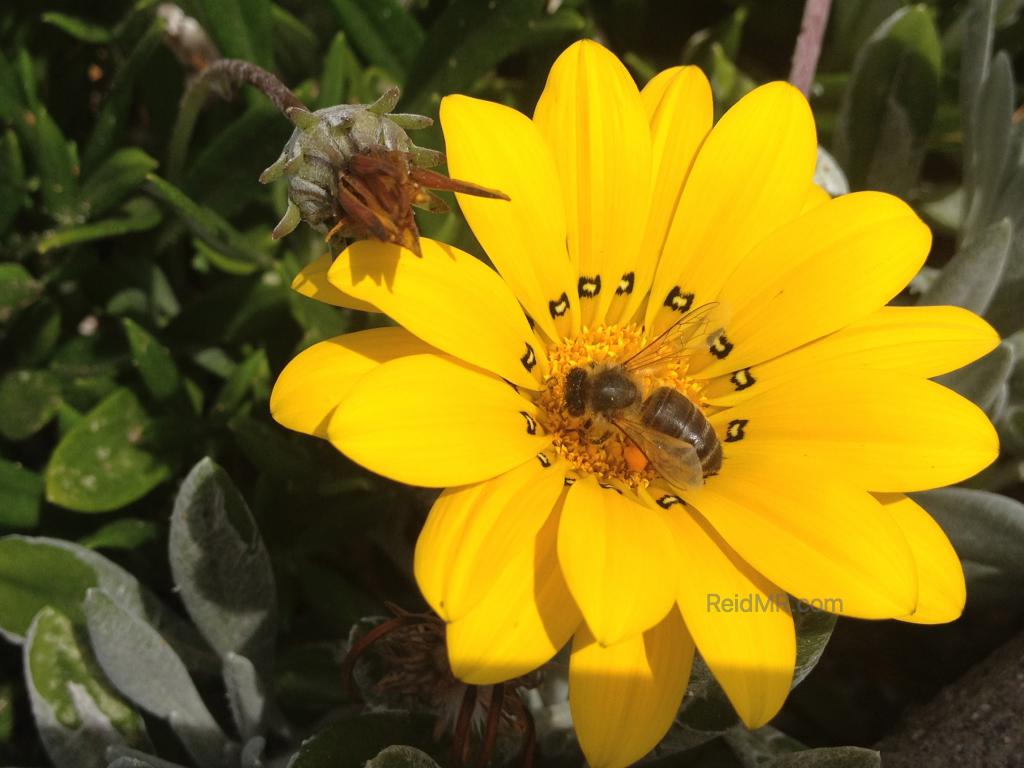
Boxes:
[167,59,307,182]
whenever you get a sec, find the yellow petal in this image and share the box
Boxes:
[800,183,831,213]
[714,369,999,492]
[270,327,433,438]
[609,66,714,325]
[569,608,693,768]
[702,305,999,406]
[440,94,579,341]
[661,500,794,728]
[646,82,817,333]
[534,40,652,326]
[692,192,932,379]
[878,493,966,624]
[680,451,918,618]
[291,253,377,313]
[557,476,676,646]
[415,454,566,622]
[328,238,546,389]
[328,354,550,487]
[446,500,581,684]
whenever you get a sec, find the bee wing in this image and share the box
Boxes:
[611,414,704,491]
[623,302,729,377]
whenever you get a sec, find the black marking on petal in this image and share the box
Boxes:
[663,286,695,313]
[578,275,602,299]
[520,342,537,373]
[709,333,734,359]
[537,452,552,468]
[730,367,755,391]
[616,272,635,296]
[520,411,537,435]
[656,494,686,509]
[549,292,570,318]
[725,419,748,442]
[564,475,577,487]
[599,482,623,495]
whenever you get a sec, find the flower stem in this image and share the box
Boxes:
[167,59,307,183]
[788,0,833,97]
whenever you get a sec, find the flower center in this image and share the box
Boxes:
[534,323,709,488]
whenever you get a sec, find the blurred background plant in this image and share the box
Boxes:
[0,1,1022,767]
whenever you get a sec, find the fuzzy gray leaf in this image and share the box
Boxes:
[169,459,277,669]
[83,589,231,768]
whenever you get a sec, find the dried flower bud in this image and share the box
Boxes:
[342,606,538,768]
[260,87,508,255]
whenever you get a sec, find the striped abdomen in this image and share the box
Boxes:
[640,387,722,476]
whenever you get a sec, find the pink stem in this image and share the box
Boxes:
[788,0,833,96]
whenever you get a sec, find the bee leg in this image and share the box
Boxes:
[591,429,614,445]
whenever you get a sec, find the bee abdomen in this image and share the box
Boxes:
[641,387,723,476]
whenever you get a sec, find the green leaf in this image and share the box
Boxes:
[36,197,162,254]
[82,20,165,174]
[915,487,1024,601]
[183,103,287,219]
[0,262,40,324]
[792,605,837,687]
[222,652,268,741]
[833,6,942,195]
[327,0,424,79]
[963,51,1016,238]
[821,0,907,71]
[144,174,260,268]
[0,537,98,642]
[77,519,159,551]
[0,48,24,123]
[678,654,738,732]
[319,32,361,109]
[936,343,1015,416]
[122,318,181,402]
[0,128,25,235]
[290,712,439,768]
[25,607,147,768]
[10,299,61,366]
[168,458,277,666]
[271,4,320,77]
[724,725,805,766]
[404,0,572,113]
[45,388,173,513]
[83,589,230,767]
[212,349,269,418]
[22,104,78,222]
[77,148,159,219]
[918,217,1011,314]
[770,746,881,768]
[367,746,442,768]
[41,11,113,43]
[0,535,215,677]
[0,459,43,529]
[193,0,274,68]
[0,369,61,441]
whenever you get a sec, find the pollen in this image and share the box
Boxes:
[534,323,709,488]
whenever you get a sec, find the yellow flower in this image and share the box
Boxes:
[271,40,999,768]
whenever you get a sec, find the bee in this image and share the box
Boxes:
[563,305,725,490]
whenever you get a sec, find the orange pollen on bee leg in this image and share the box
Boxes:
[531,322,709,488]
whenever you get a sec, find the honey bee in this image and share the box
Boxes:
[563,305,725,490]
